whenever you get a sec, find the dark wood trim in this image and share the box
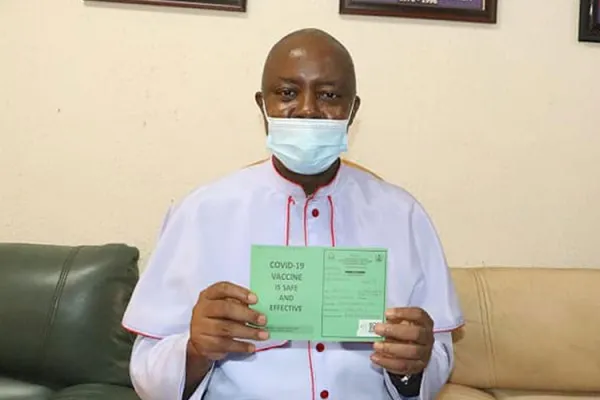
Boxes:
[86,0,246,12]
[579,0,600,43]
[339,0,497,24]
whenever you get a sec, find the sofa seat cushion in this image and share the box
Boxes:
[51,384,139,399]
[491,389,600,399]
[0,376,53,400]
[439,383,496,400]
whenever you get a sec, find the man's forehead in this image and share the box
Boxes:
[264,42,350,82]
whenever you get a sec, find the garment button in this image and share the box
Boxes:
[316,343,325,352]
[312,208,319,217]
[320,390,329,399]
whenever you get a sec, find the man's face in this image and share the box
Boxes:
[256,38,360,124]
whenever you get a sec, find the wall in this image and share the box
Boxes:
[1,0,599,269]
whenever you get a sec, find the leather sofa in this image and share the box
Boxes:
[3,241,598,400]
[440,267,600,399]
[0,243,141,400]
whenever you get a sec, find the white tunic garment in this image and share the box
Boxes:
[122,158,464,400]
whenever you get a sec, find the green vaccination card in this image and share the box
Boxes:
[250,245,387,342]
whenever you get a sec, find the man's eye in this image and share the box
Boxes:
[279,89,297,99]
[320,92,339,100]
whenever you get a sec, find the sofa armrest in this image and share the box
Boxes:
[51,384,140,400]
[0,243,139,387]
[438,383,496,400]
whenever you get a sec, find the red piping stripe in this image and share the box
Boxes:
[303,200,310,247]
[302,198,317,400]
[285,196,294,246]
[271,157,340,198]
[307,344,316,400]
[124,324,290,352]
[433,322,466,333]
[327,196,335,247]
[286,190,338,400]
[121,324,163,340]
[255,342,289,352]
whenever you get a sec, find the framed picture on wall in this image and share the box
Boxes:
[88,0,246,12]
[339,0,498,24]
[579,0,600,42]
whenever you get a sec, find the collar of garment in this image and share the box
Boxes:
[264,156,347,200]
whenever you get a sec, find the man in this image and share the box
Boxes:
[122,28,463,400]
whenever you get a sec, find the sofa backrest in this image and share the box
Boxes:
[0,243,139,389]
[449,267,600,393]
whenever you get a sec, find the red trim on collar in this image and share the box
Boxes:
[270,156,341,199]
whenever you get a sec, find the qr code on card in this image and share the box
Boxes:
[356,319,381,337]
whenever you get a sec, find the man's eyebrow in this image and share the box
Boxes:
[275,77,343,87]
[276,77,302,85]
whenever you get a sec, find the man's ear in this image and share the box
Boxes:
[255,91,264,112]
[255,92,268,136]
[348,95,361,127]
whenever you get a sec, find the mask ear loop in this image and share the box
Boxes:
[261,97,274,122]
[263,96,356,125]
[344,97,357,129]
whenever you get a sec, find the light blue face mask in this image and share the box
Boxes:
[264,101,354,175]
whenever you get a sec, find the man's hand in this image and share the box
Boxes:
[188,281,269,361]
[370,307,434,376]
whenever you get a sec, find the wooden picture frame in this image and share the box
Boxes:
[579,0,600,43]
[339,0,498,24]
[88,0,246,12]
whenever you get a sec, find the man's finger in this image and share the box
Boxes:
[373,323,429,345]
[202,281,258,304]
[226,298,244,305]
[372,341,424,361]
[385,307,432,327]
[201,318,269,341]
[203,300,266,326]
[369,353,424,375]
[197,334,256,355]
[204,351,227,361]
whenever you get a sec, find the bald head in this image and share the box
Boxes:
[256,28,360,122]
[261,29,356,93]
